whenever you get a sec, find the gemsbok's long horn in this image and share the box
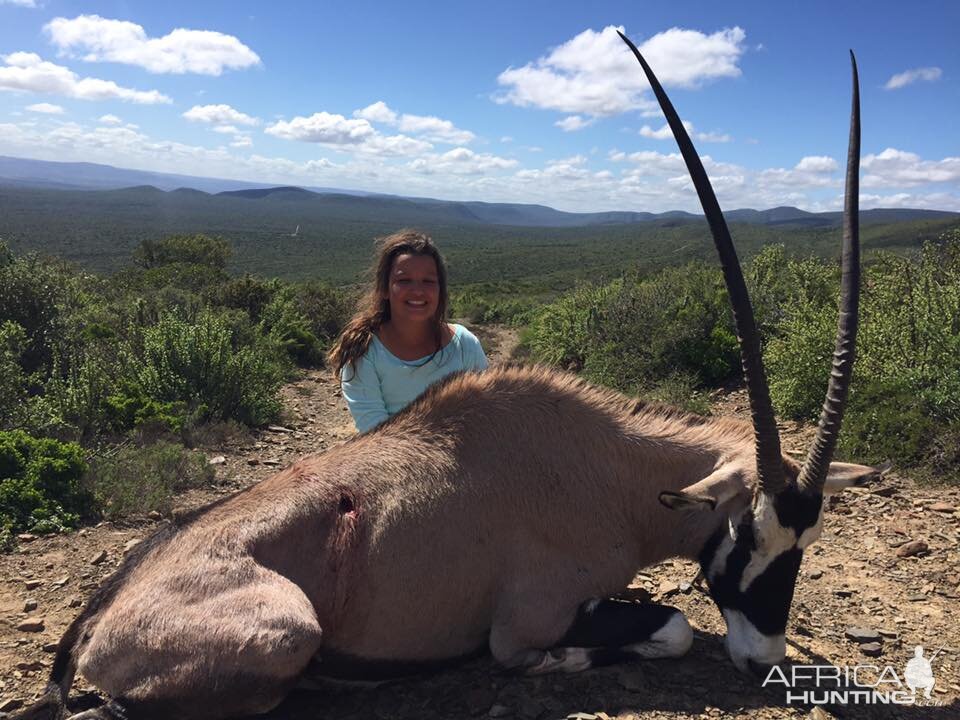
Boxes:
[617,30,786,495]
[797,52,861,493]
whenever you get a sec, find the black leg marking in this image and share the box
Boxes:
[559,599,681,648]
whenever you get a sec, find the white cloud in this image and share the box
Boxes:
[696,130,732,143]
[397,113,474,145]
[555,115,594,132]
[44,15,260,76]
[265,112,376,144]
[0,52,171,103]
[410,147,517,175]
[862,148,960,187]
[500,136,513,143]
[795,156,838,173]
[1,0,37,6]
[496,25,745,117]
[884,67,942,90]
[213,125,240,134]
[230,136,252,148]
[98,113,122,124]
[183,104,258,126]
[26,102,64,114]
[353,101,397,124]
[638,120,730,143]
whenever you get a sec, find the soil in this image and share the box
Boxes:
[2,323,958,719]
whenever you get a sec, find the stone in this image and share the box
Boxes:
[860,642,883,657]
[808,569,823,579]
[262,458,281,466]
[42,642,58,652]
[208,455,226,466]
[869,486,897,497]
[267,425,293,433]
[0,698,23,712]
[90,550,108,565]
[124,539,141,553]
[52,575,69,588]
[17,617,45,632]
[246,457,260,465]
[658,581,679,597]
[24,579,43,590]
[929,502,956,513]
[16,533,37,542]
[808,707,835,720]
[16,661,43,671]
[896,540,928,557]
[148,510,162,520]
[68,597,82,608]
[845,627,881,643]
[23,599,38,612]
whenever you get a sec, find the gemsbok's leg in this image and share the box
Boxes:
[76,563,324,720]
[518,599,693,675]
[488,593,692,675]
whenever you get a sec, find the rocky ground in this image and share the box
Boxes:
[2,324,958,719]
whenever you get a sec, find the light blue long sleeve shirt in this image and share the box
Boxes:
[341,324,488,433]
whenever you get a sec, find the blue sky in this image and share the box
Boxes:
[0,0,957,212]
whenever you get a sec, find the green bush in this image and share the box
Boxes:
[135,309,284,426]
[85,441,214,518]
[134,234,232,271]
[0,430,91,539]
[258,286,324,367]
[0,321,28,430]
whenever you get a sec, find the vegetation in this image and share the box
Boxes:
[2,211,959,547]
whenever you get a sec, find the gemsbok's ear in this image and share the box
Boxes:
[659,466,747,511]
[823,460,892,494]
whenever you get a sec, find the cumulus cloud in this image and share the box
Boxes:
[0,52,171,103]
[26,102,64,114]
[884,67,942,90]
[353,101,397,124]
[410,147,517,175]
[496,25,745,117]
[230,136,252,148]
[795,156,838,173]
[265,112,376,144]
[397,113,475,145]
[183,104,258,126]
[44,15,260,76]
[862,148,960,187]
[1,0,38,6]
[555,115,594,132]
[98,113,121,124]
[638,121,730,143]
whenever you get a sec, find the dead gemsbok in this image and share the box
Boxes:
[18,36,884,720]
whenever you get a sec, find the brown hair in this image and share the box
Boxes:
[328,229,449,380]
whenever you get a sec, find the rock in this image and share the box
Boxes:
[267,425,293,433]
[658,581,679,597]
[262,458,281,466]
[0,698,23,712]
[246,457,260,466]
[52,575,69,588]
[896,540,929,557]
[17,617,45,632]
[489,704,512,718]
[23,600,37,612]
[16,660,43,671]
[68,597,82,608]
[808,569,823,579]
[42,642,58,652]
[835,589,855,598]
[148,510,162,520]
[845,627,881,643]
[90,550,108,565]
[24,579,43,590]
[808,707,835,720]
[208,455,226,466]
[16,533,37,542]
[907,593,927,602]
[860,642,883,657]
[124,539,142,553]
[679,581,692,593]
[929,502,956,513]
[869,486,897,497]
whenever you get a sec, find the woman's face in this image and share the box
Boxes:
[385,253,440,324]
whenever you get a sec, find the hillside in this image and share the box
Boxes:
[1,184,956,287]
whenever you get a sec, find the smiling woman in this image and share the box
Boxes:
[327,229,488,433]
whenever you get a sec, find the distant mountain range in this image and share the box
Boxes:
[2,154,956,229]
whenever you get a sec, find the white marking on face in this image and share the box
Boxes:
[738,493,799,592]
[722,608,786,673]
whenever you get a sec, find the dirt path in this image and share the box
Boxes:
[2,327,958,719]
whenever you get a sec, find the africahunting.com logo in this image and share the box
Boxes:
[762,646,943,706]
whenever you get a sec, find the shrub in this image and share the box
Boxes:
[294,280,352,346]
[85,441,214,518]
[134,309,284,426]
[0,321,28,430]
[134,234,232,271]
[258,286,324,367]
[0,430,91,539]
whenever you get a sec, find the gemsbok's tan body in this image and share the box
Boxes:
[17,35,885,720]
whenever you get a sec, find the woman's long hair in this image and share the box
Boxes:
[328,229,449,380]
